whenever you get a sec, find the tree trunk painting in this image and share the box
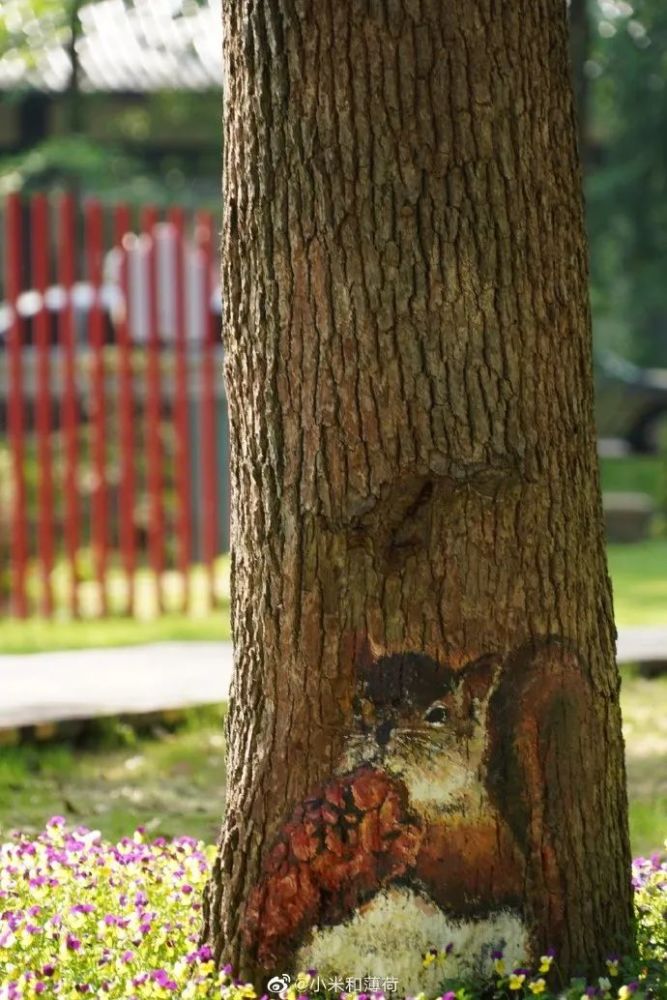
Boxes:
[203,1,633,992]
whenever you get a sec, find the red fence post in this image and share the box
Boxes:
[31,194,55,617]
[5,194,29,618]
[84,199,109,615]
[58,193,80,617]
[114,205,136,616]
[168,206,192,612]
[141,205,166,612]
[196,211,219,607]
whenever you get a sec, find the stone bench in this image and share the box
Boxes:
[603,491,656,543]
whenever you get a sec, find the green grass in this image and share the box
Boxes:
[621,664,667,855]
[0,557,232,653]
[599,454,667,624]
[0,707,227,844]
[0,611,230,654]
[0,667,664,855]
[608,539,667,625]
[600,454,665,505]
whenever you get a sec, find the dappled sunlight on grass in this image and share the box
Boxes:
[621,665,667,855]
[0,708,227,844]
[608,540,667,624]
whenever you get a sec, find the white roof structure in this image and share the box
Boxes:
[0,0,223,93]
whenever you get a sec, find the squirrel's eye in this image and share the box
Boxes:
[424,705,447,724]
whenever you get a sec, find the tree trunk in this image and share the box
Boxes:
[568,0,592,171]
[66,0,83,134]
[204,0,633,991]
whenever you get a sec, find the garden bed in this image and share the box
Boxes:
[0,819,665,999]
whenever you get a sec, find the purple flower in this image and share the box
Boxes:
[66,934,82,951]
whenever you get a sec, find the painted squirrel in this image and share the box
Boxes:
[243,637,591,991]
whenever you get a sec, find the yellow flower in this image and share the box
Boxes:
[495,959,507,975]
[422,948,439,969]
[509,973,526,991]
[237,985,257,999]
[539,956,553,974]
[294,973,312,991]
[618,988,634,1000]
[529,979,546,995]
[606,960,620,978]
[172,960,189,983]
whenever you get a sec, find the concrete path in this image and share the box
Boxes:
[1,641,234,729]
[1,627,666,730]
[616,625,667,665]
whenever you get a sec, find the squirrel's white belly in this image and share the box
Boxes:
[295,886,529,996]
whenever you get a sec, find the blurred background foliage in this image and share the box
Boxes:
[584,0,667,366]
[0,0,221,208]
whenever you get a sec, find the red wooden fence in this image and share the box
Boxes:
[0,192,228,619]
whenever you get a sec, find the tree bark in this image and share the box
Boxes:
[204,0,633,991]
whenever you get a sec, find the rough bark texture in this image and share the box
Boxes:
[204,0,633,991]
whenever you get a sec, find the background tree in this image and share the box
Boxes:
[585,0,667,365]
[203,0,633,991]
[569,0,593,169]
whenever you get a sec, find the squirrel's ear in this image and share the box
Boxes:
[462,653,503,702]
